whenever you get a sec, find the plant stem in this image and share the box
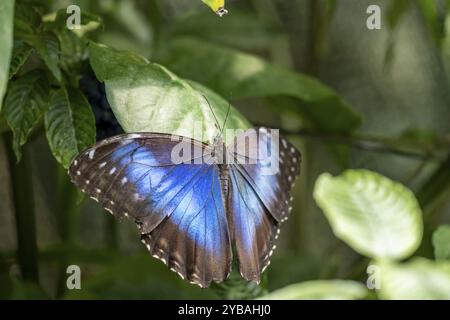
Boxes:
[272,127,448,161]
[3,133,39,283]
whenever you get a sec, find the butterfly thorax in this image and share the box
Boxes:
[211,135,231,206]
[211,134,228,165]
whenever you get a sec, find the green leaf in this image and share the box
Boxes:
[13,5,62,81]
[378,258,450,300]
[160,37,361,133]
[4,71,50,161]
[8,41,33,79]
[32,32,62,82]
[0,0,15,113]
[433,225,450,260]
[13,3,41,41]
[45,10,101,77]
[170,11,282,51]
[89,42,250,144]
[45,87,96,169]
[313,170,423,260]
[258,280,368,300]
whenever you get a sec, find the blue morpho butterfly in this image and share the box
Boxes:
[69,104,301,288]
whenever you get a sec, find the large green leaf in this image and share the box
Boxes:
[378,259,450,300]
[314,170,423,260]
[4,71,50,161]
[0,0,15,113]
[433,225,450,260]
[45,87,96,169]
[89,42,250,144]
[159,37,361,133]
[258,280,368,300]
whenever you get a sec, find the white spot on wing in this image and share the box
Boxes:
[109,167,116,175]
[99,162,106,168]
[88,149,95,159]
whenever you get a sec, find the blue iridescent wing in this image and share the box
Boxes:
[228,127,301,282]
[69,133,232,287]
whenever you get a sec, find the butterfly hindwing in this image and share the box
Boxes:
[229,168,278,282]
[228,127,301,282]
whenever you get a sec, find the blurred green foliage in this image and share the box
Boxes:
[0,0,450,300]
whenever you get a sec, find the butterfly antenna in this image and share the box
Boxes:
[202,95,221,131]
[220,103,231,134]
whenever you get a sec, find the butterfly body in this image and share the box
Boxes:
[69,128,301,287]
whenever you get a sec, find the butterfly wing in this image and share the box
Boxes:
[228,127,301,282]
[69,133,232,287]
[141,164,231,287]
[231,127,301,222]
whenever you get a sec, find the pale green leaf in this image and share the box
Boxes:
[160,37,361,133]
[0,0,15,112]
[314,170,423,260]
[4,71,50,161]
[378,258,450,300]
[89,42,250,144]
[45,87,95,169]
[433,225,450,260]
[258,280,368,300]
